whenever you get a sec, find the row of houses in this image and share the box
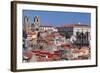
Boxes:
[23,16,91,62]
[23,16,91,50]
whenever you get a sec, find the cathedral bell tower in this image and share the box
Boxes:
[33,16,41,31]
[24,16,31,34]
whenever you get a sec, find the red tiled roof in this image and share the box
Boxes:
[72,50,80,53]
[47,42,54,45]
[28,31,36,35]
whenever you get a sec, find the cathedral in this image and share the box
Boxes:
[31,16,41,32]
[23,16,41,33]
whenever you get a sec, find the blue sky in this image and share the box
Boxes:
[23,10,91,27]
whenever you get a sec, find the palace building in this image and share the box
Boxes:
[57,24,90,38]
